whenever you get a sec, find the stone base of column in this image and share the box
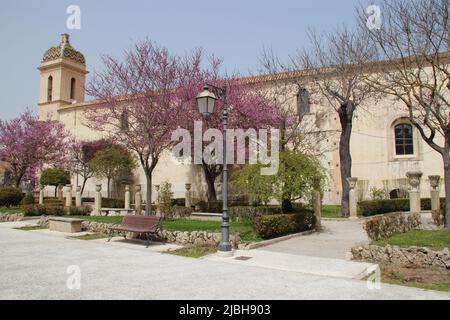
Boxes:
[409,191,421,214]
[216,250,234,258]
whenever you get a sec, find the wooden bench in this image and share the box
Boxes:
[107,215,162,247]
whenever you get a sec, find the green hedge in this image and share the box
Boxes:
[358,198,445,217]
[229,206,282,222]
[21,192,35,205]
[252,210,315,239]
[0,187,24,207]
[22,204,91,217]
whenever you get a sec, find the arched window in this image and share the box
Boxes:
[297,89,310,117]
[70,78,76,100]
[395,123,414,155]
[47,76,53,102]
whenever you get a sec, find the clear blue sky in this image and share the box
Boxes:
[0,0,367,120]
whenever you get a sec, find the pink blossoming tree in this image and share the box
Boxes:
[0,111,69,188]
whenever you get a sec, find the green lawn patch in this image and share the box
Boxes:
[374,230,450,250]
[70,233,108,240]
[0,207,23,214]
[321,205,362,219]
[164,245,217,258]
[14,225,48,231]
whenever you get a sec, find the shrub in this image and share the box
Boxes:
[0,187,24,207]
[102,198,125,208]
[162,205,193,219]
[67,205,92,216]
[358,198,445,217]
[21,192,35,205]
[364,212,422,241]
[22,204,66,217]
[252,210,315,239]
[370,187,386,200]
[228,206,282,222]
[197,200,223,213]
[172,198,186,207]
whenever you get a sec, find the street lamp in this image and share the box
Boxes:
[196,84,232,256]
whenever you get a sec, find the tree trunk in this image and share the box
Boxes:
[442,151,450,229]
[201,164,220,201]
[54,186,57,198]
[338,102,354,218]
[106,177,111,198]
[145,171,153,216]
[81,177,87,194]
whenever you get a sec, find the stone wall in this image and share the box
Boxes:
[0,213,24,222]
[352,244,449,270]
[38,218,241,248]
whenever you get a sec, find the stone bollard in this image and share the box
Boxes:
[75,186,82,208]
[312,190,322,229]
[428,175,440,213]
[135,184,142,215]
[347,177,358,220]
[154,185,160,206]
[406,171,423,214]
[93,184,102,216]
[185,183,192,208]
[39,186,44,205]
[124,185,130,210]
[65,184,72,207]
[57,184,63,200]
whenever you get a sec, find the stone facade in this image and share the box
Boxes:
[37,35,448,205]
[352,244,449,270]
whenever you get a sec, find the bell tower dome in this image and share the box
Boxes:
[38,33,87,120]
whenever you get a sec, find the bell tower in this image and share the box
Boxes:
[38,33,87,120]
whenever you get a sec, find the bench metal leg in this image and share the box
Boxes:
[107,229,114,242]
[146,233,151,248]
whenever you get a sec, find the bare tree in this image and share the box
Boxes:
[257,47,333,156]
[359,0,450,228]
[291,26,380,217]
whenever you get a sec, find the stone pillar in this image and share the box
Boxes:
[406,171,423,214]
[75,186,82,208]
[57,184,63,200]
[185,183,192,208]
[93,184,102,216]
[428,175,440,213]
[124,185,130,210]
[347,177,358,220]
[312,190,322,229]
[39,186,44,205]
[135,185,142,215]
[65,184,72,207]
[154,185,160,206]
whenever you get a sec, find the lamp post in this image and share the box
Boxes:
[196,84,232,256]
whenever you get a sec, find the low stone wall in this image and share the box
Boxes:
[351,244,449,270]
[0,213,24,222]
[38,218,241,248]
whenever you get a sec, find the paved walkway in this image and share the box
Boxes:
[0,221,448,300]
[260,219,370,260]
